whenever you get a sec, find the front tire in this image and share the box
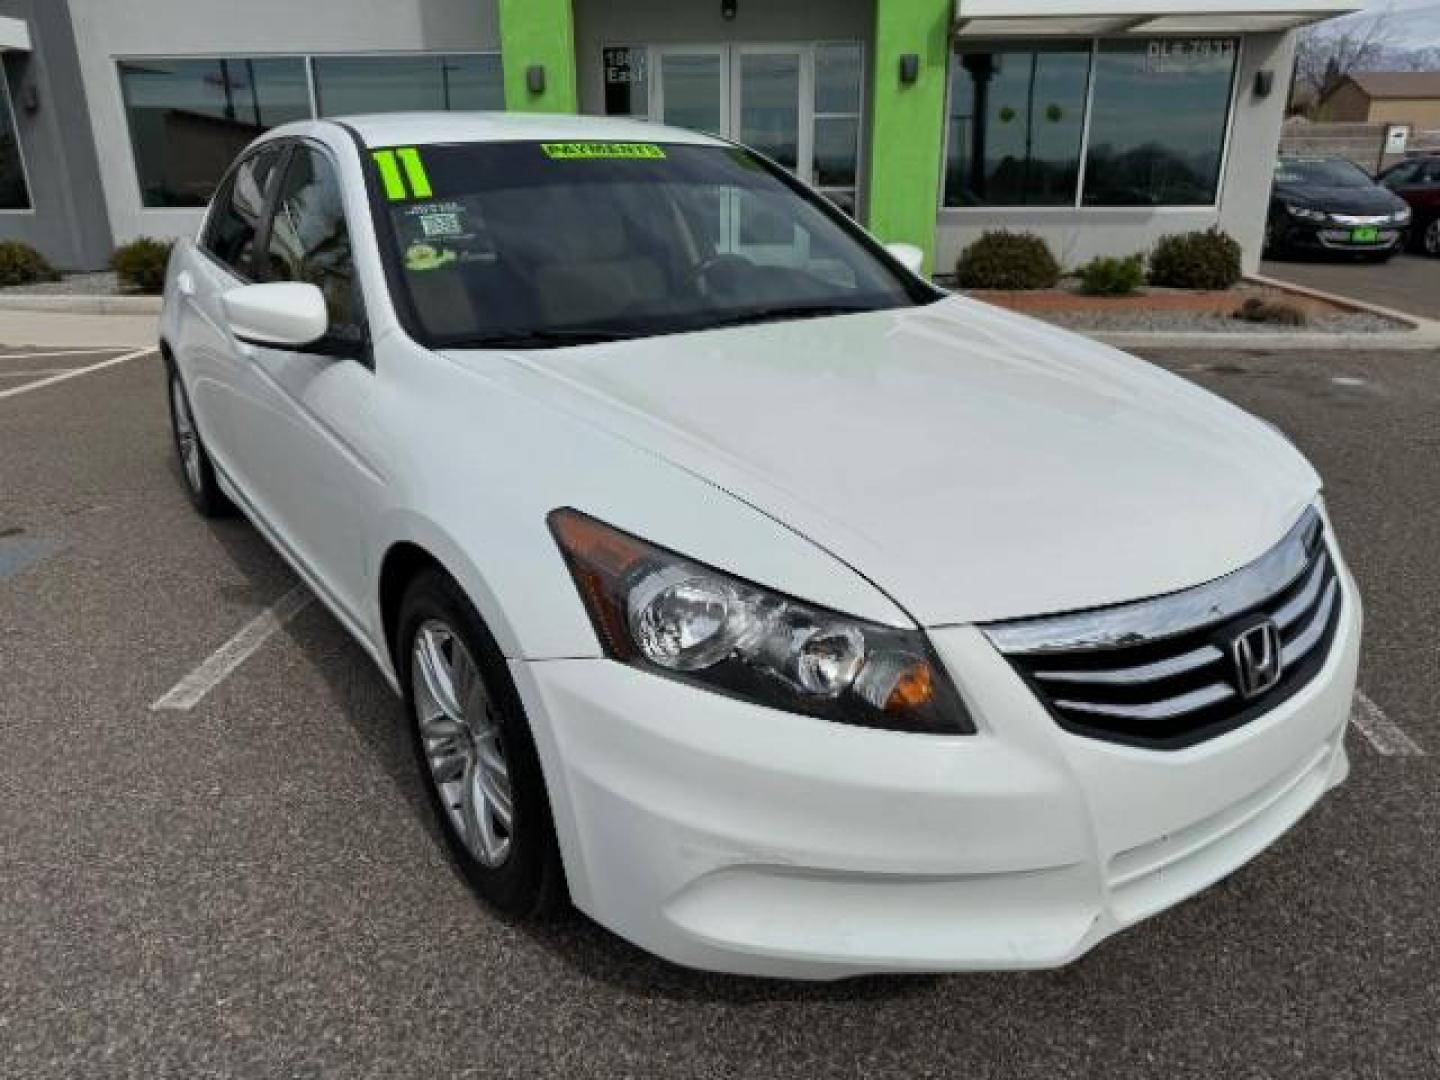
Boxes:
[397,569,566,918]
[166,362,233,517]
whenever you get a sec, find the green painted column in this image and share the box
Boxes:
[497,0,579,113]
[867,0,953,274]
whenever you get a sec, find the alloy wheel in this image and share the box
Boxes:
[411,619,514,868]
[1426,219,1440,256]
[170,375,203,493]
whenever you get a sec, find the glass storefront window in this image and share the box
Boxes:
[0,57,31,210]
[944,37,1239,210]
[312,54,503,116]
[119,58,310,207]
[1082,39,1238,207]
[945,44,1090,207]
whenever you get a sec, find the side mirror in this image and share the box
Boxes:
[884,242,926,276]
[223,282,328,348]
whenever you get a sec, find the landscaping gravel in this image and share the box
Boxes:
[0,271,126,296]
[1036,309,1409,334]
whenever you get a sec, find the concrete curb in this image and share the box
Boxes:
[0,294,163,315]
[1246,272,1428,328]
[1077,274,1440,351]
[1088,329,1440,351]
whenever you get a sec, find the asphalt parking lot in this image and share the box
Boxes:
[1262,252,1440,321]
[2,342,1437,1078]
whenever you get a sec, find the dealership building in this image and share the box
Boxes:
[0,0,1353,274]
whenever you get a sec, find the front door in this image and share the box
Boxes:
[622,42,863,218]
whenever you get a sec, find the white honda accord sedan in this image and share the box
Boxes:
[160,112,1361,979]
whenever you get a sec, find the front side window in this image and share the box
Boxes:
[372,141,931,347]
[945,44,1090,207]
[312,54,503,116]
[119,58,310,207]
[1082,39,1238,207]
[0,57,31,210]
[265,145,363,341]
[203,145,285,278]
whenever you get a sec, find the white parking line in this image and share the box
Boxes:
[1351,689,1426,757]
[0,347,154,401]
[151,585,314,711]
[0,369,83,378]
[0,347,126,361]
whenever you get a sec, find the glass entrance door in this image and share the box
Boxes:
[654,47,727,137]
[625,43,863,216]
[733,47,805,175]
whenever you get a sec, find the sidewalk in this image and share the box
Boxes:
[0,308,158,349]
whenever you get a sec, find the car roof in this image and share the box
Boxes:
[310,111,728,149]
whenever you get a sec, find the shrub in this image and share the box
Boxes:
[0,241,60,287]
[1076,254,1146,297]
[1233,297,1307,326]
[110,238,174,294]
[955,230,1061,290]
[1148,228,1242,290]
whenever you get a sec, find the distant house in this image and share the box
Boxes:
[1320,71,1440,130]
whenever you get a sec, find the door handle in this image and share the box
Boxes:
[175,270,196,297]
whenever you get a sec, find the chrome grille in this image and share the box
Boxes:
[982,508,1341,749]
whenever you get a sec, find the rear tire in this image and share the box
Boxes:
[165,360,233,518]
[397,568,567,919]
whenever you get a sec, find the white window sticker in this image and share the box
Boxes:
[420,212,463,238]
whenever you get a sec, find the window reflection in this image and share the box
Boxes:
[945,44,1089,207]
[0,57,30,210]
[266,147,362,337]
[119,58,309,207]
[1082,39,1238,206]
[312,54,503,116]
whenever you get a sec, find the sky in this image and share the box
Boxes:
[1342,0,1440,48]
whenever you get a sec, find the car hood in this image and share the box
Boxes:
[484,297,1320,626]
[1275,182,1403,215]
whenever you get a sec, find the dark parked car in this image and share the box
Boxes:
[1265,157,1411,261]
[1379,155,1440,256]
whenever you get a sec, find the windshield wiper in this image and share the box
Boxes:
[700,303,880,331]
[451,327,646,349]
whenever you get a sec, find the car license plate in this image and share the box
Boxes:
[1351,226,1380,243]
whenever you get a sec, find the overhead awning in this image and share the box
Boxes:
[954,0,1360,37]
[0,16,31,52]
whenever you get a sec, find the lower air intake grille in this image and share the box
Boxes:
[981,508,1341,750]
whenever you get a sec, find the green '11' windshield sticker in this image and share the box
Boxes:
[373,148,433,200]
[540,142,666,160]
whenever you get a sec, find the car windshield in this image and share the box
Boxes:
[1273,159,1373,188]
[369,140,932,348]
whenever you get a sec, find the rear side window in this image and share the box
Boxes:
[204,146,285,278]
[263,144,365,343]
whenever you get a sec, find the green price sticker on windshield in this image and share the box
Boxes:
[541,142,666,161]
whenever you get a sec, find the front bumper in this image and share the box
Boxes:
[511,563,1361,980]
[1275,217,1405,254]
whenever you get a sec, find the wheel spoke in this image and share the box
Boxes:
[415,625,463,720]
[477,762,513,831]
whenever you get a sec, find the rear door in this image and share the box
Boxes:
[177,143,288,489]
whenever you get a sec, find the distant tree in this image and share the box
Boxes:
[1292,9,1394,110]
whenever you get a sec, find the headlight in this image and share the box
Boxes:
[1285,203,1327,222]
[1393,205,1412,223]
[548,509,974,734]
